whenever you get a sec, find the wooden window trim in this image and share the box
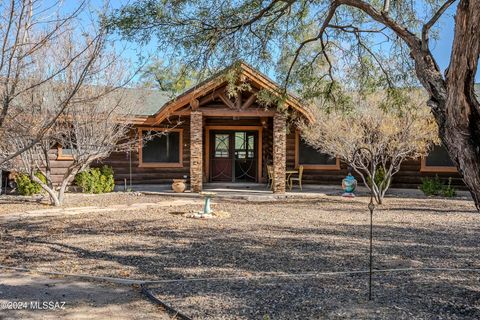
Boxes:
[295,131,340,170]
[138,127,184,168]
[420,157,457,173]
[57,146,74,161]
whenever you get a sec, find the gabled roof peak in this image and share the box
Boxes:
[147,61,314,123]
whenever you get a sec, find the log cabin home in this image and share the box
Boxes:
[46,62,469,192]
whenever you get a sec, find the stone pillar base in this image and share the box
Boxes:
[190,111,203,192]
[273,113,286,193]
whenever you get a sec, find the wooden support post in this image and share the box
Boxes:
[273,113,286,193]
[190,111,203,192]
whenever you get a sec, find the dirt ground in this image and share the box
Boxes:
[1,193,480,319]
[0,271,169,320]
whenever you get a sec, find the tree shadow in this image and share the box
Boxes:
[2,202,480,319]
[0,271,164,319]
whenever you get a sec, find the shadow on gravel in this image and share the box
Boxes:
[147,271,480,319]
[0,271,168,319]
[2,199,480,319]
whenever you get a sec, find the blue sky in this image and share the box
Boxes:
[66,0,478,82]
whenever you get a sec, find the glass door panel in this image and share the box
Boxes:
[210,130,258,182]
[210,133,233,181]
[234,132,256,182]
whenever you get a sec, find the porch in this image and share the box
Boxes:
[134,63,315,194]
[117,182,327,199]
[190,113,288,193]
[114,183,471,200]
[105,63,361,190]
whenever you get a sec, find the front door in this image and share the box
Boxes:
[210,131,257,182]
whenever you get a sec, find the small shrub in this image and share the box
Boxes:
[441,178,457,198]
[419,175,443,196]
[420,175,456,197]
[15,172,46,196]
[367,167,389,188]
[75,166,115,193]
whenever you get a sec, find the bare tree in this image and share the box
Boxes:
[0,0,105,168]
[5,28,141,206]
[300,93,439,204]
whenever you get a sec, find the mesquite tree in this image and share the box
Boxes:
[110,0,480,209]
[300,94,439,204]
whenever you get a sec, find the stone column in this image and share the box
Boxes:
[190,111,203,192]
[273,113,286,193]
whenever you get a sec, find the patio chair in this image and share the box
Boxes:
[289,166,304,191]
[266,165,274,190]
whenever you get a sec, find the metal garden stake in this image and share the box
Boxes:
[353,147,375,301]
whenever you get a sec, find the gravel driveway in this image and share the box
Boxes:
[1,193,479,319]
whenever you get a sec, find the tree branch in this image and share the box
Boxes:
[285,2,338,87]
[422,0,457,51]
[336,0,421,50]
[382,0,391,14]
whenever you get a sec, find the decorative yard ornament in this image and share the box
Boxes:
[353,147,375,301]
[172,179,187,193]
[342,169,357,197]
[194,192,216,218]
[201,192,214,214]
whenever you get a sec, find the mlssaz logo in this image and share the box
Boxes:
[29,301,66,310]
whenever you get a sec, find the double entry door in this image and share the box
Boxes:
[210,131,258,182]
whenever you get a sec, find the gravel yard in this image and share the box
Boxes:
[1,193,480,319]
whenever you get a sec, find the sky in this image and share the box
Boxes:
[64,0,478,83]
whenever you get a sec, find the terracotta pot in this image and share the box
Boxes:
[172,179,186,193]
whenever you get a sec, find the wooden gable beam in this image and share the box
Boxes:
[198,90,222,106]
[218,91,236,109]
[171,108,275,117]
[235,92,242,109]
[189,98,200,111]
[149,63,315,125]
[241,93,257,110]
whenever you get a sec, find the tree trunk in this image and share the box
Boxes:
[58,164,84,204]
[31,174,60,206]
[58,174,75,205]
[410,0,480,209]
[342,0,480,209]
[442,0,480,210]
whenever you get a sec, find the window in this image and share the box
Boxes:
[295,131,340,170]
[139,128,183,167]
[57,145,75,160]
[214,134,230,158]
[421,144,457,172]
[57,138,76,160]
[234,132,255,159]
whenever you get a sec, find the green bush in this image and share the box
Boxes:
[442,178,457,198]
[367,167,389,188]
[75,166,115,194]
[420,175,456,197]
[15,172,47,196]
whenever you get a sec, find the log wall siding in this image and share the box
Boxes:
[46,116,465,189]
[98,118,191,185]
[45,117,465,189]
[286,131,465,189]
[48,148,74,185]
